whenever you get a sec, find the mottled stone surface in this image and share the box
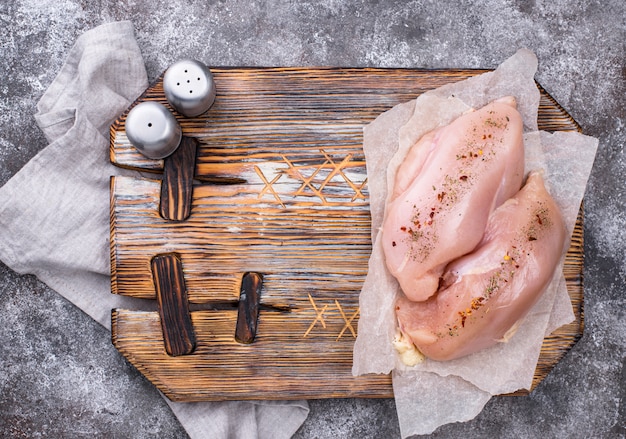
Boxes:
[1,1,624,438]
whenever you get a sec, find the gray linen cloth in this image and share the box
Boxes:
[0,21,308,439]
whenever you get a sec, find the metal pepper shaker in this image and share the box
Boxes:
[125,101,182,159]
[163,59,216,117]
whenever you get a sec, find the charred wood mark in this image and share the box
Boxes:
[160,136,198,221]
[235,272,263,344]
[151,253,196,356]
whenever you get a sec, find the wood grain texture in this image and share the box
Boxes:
[152,253,196,356]
[110,67,584,401]
[160,136,198,221]
[111,308,391,401]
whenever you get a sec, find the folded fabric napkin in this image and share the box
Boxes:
[0,21,308,439]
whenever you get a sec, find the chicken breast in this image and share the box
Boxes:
[382,97,525,301]
[395,171,566,361]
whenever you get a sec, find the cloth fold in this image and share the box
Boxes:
[0,21,308,439]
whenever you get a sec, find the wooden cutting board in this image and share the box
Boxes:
[109,67,584,402]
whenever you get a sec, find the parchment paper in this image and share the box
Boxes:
[352,49,598,437]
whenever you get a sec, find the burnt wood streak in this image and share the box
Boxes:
[151,253,196,356]
[110,67,585,401]
[160,136,198,221]
[235,272,263,344]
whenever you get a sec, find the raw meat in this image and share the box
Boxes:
[395,172,566,361]
[382,97,525,301]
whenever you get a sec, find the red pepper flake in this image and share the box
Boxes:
[458,312,466,327]
[392,241,397,247]
[429,211,435,219]
[528,236,537,241]
[459,175,468,181]
[400,226,407,232]
[437,191,447,202]
[536,214,543,225]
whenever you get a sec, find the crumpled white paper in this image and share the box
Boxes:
[352,49,598,437]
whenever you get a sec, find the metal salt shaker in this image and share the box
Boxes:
[163,59,216,117]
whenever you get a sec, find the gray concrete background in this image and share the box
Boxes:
[0,1,623,438]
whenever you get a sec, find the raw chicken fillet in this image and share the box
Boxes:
[381,97,568,361]
[382,97,525,301]
[395,171,566,361]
